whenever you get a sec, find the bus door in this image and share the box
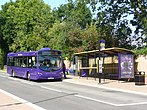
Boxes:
[20,57,28,77]
[27,56,37,79]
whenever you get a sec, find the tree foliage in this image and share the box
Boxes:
[130,0,147,35]
[1,0,53,52]
[53,0,92,29]
[0,0,147,66]
[82,24,99,50]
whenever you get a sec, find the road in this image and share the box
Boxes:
[0,72,147,110]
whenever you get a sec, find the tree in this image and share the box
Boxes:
[96,0,133,48]
[83,0,147,49]
[1,0,53,52]
[47,21,83,59]
[51,0,93,59]
[53,0,92,29]
[130,0,147,36]
[82,24,99,51]
[0,7,9,67]
[47,21,67,51]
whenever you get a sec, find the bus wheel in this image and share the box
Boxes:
[27,73,31,80]
[12,71,15,77]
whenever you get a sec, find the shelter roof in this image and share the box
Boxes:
[102,47,134,55]
[74,47,134,57]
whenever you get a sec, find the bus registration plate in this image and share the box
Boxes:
[48,77,54,79]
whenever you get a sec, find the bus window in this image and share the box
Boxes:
[28,56,36,68]
[21,57,27,67]
[32,57,36,68]
[19,58,23,67]
[14,57,19,67]
[7,57,14,66]
[28,57,32,67]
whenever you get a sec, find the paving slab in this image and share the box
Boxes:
[0,89,37,110]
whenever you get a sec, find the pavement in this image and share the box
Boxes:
[0,89,38,110]
[1,70,147,110]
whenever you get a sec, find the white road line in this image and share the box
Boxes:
[75,94,147,107]
[39,86,76,94]
[0,74,6,78]
[8,77,19,80]
[8,77,34,85]
[75,94,117,106]
[0,89,46,110]
[6,76,147,107]
[40,86,63,93]
[116,102,147,106]
[20,80,34,86]
[8,77,35,86]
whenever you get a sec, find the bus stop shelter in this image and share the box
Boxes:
[73,47,135,80]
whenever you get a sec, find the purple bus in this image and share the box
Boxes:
[7,48,63,80]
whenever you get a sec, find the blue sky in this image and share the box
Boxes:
[0,0,67,9]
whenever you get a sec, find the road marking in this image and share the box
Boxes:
[75,94,117,106]
[75,94,147,107]
[8,77,19,80]
[39,86,78,95]
[116,102,147,106]
[20,80,34,86]
[0,74,6,78]
[5,75,147,107]
[40,86,63,93]
[0,89,46,110]
[8,77,35,86]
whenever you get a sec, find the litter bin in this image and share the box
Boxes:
[135,71,145,85]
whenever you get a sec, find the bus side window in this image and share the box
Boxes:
[11,58,14,66]
[7,57,14,66]
[32,57,36,68]
[14,57,16,66]
[19,58,23,67]
[28,57,36,68]
[22,57,27,67]
[14,57,19,67]
[7,57,10,66]
[28,57,32,68]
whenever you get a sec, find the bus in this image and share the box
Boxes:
[7,48,63,80]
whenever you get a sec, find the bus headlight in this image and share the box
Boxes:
[60,72,63,75]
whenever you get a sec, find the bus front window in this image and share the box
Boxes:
[38,52,62,71]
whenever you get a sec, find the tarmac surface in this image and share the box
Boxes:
[0,70,147,110]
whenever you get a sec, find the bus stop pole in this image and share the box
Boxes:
[98,39,105,84]
[98,40,101,83]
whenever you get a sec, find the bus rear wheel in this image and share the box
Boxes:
[12,71,15,77]
[27,73,31,80]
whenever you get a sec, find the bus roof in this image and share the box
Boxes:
[7,51,37,57]
[7,48,62,57]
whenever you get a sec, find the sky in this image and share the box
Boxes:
[0,0,67,9]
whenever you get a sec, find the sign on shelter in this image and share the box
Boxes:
[118,54,134,79]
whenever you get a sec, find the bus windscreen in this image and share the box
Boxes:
[38,51,62,72]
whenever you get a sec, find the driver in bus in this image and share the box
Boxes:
[44,59,50,67]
